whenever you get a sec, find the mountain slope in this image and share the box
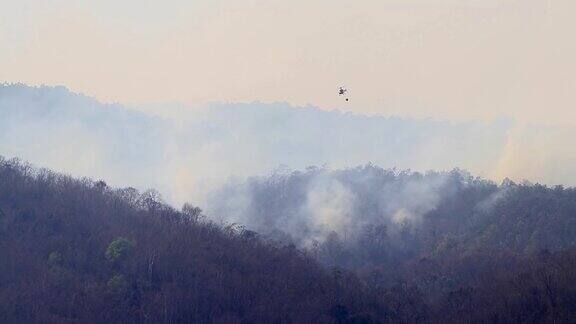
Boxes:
[0,157,382,323]
[4,157,576,323]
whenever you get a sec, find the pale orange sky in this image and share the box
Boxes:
[1,0,574,124]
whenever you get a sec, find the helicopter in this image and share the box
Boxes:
[338,86,349,102]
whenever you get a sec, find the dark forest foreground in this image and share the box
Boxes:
[2,157,576,323]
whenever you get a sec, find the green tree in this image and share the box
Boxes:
[105,237,135,263]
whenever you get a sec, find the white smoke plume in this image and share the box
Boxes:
[206,166,456,246]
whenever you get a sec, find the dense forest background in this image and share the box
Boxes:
[3,156,576,323]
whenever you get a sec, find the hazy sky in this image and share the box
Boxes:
[1,0,575,123]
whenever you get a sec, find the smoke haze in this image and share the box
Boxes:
[208,166,457,246]
[1,84,576,212]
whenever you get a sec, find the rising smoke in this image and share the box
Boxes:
[207,165,463,247]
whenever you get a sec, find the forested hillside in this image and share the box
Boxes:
[211,165,576,323]
[0,157,383,323]
[3,157,576,323]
